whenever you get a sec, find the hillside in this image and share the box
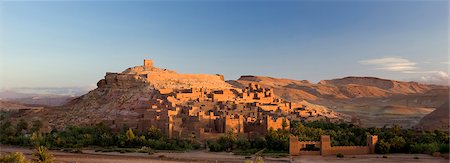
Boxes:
[0,100,43,111]
[228,75,449,128]
[415,101,449,131]
[25,60,233,128]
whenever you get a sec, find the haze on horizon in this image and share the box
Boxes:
[0,1,448,90]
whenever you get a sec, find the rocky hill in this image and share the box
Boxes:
[415,101,449,131]
[14,60,345,132]
[228,75,449,128]
[25,60,232,127]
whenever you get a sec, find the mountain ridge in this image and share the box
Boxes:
[228,75,449,128]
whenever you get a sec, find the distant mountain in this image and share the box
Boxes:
[0,100,43,111]
[0,87,91,106]
[227,76,449,128]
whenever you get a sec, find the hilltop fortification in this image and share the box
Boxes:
[20,60,347,139]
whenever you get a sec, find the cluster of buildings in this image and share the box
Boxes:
[105,82,295,140]
[101,60,341,141]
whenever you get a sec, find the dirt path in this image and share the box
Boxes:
[1,145,447,163]
[294,154,448,163]
[0,146,249,163]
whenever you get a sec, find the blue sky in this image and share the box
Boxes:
[1,0,448,89]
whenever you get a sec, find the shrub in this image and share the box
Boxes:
[16,119,28,133]
[0,152,29,163]
[208,141,223,152]
[217,135,235,151]
[147,127,163,140]
[410,143,439,154]
[31,120,43,133]
[250,137,267,149]
[137,146,154,154]
[336,153,344,158]
[235,138,251,150]
[388,136,406,153]
[33,146,55,163]
[375,140,390,154]
[438,143,449,154]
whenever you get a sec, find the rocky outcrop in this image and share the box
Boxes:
[99,60,231,90]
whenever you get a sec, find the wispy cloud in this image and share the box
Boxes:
[360,57,449,85]
[407,71,449,85]
[359,57,417,72]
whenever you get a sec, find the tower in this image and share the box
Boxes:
[320,135,331,155]
[144,59,153,68]
[367,135,378,154]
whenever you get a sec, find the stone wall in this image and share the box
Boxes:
[290,135,378,156]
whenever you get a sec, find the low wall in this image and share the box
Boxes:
[289,135,377,156]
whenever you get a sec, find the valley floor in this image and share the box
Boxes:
[0,145,448,163]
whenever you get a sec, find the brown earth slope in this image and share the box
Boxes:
[228,76,449,128]
[415,101,449,131]
[0,100,44,111]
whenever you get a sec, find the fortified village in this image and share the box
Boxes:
[89,60,346,140]
[15,59,381,156]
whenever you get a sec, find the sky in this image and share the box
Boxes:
[0,0,449,90]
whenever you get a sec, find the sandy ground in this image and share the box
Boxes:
[1,145,448,163]
[294,154,448,163]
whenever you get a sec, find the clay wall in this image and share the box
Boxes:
[244,120,266,136]
[212,89,235,102]
[266,116,290,131]
[225,116,244,133]
[199,132,225,141]
[159,88,173,94]
[290,135,378,156]
[260,104,278,112]
[176,89,203,101]
[289,136,301,156]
